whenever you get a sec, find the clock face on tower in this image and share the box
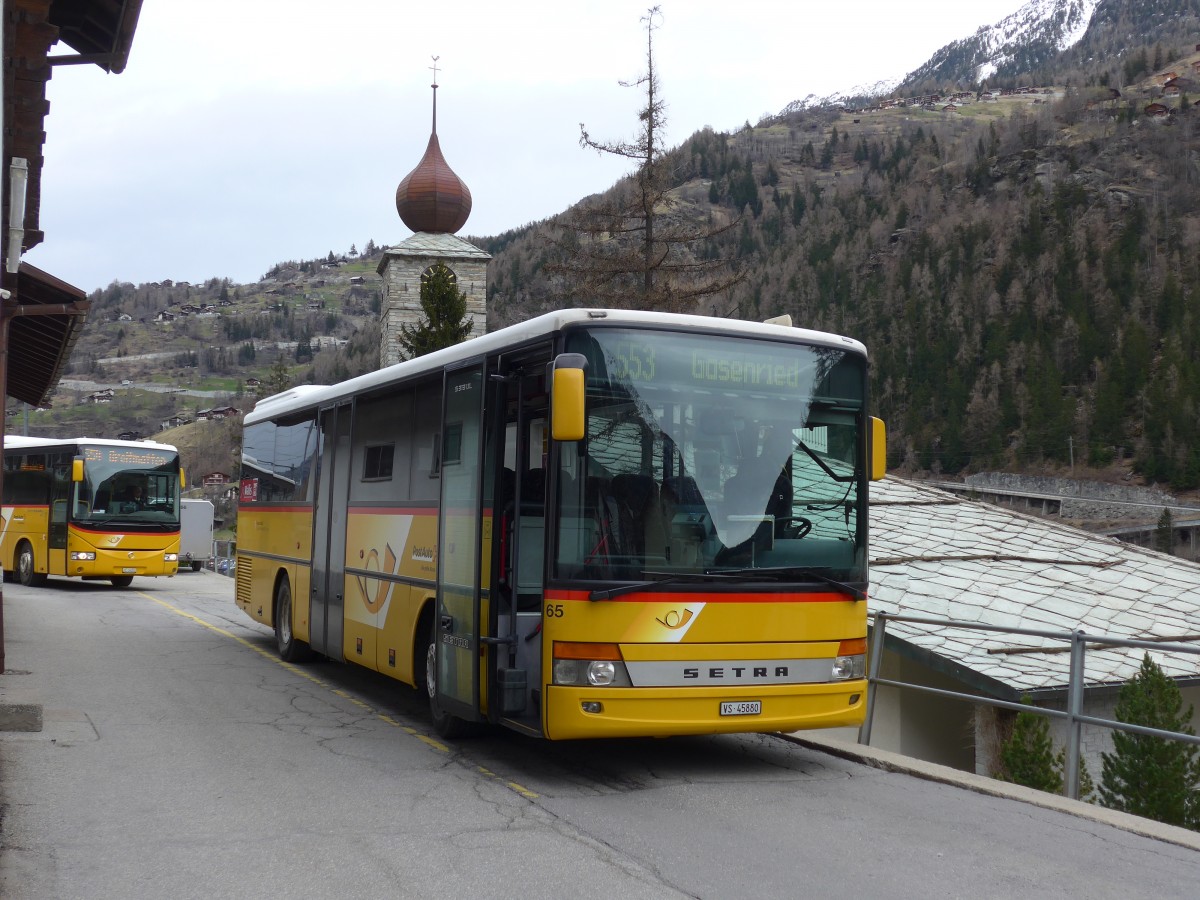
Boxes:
[421,264,456,289]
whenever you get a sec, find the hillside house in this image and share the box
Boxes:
[822,478,1200,782]
[202,472,231,486]
[197,405,239,421]
[1144,103,1171,119]
[155,311,175,322]
[349,275,365,285]
[160,415,189,429]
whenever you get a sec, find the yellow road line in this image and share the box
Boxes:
[477,766,540,800]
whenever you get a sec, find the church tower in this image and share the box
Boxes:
[379,64,490,366]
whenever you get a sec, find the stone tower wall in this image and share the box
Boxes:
[379,253,488,367]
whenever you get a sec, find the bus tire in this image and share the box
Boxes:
[274,576,312,663]
[191,561,203,572]
[16,542,46,587]
[424,615,474,739]
[110,576,134,588]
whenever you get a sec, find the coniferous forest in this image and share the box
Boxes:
[479,51,1200,489]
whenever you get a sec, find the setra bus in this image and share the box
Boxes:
[1,435,184,587]
[235,309,885,739]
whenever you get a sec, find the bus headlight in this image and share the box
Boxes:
[69,551,96,561]
[163,553,179,562]
[587,660,617,686]
[832,638,867,680]
[553,642,632,687]
[832,655,866,680]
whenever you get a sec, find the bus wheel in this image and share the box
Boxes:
[110,576,134,588]
[274,577,312,662]
[424,617,473,739]
[16,542,46,587]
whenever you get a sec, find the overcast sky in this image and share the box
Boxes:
[25,0,1023,293]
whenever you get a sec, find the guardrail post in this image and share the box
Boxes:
[1065,629,1086,800]
[858,612,887,746]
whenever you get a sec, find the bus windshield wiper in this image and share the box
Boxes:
[711,566,866,601]
[590,571,740,601]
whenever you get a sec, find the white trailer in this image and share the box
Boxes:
[180,499,215,572]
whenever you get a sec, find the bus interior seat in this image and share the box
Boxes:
[664,475,704,508]
[610,473,660,563]
[520,467,545,509]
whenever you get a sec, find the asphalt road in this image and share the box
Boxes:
[2,573,1198,899]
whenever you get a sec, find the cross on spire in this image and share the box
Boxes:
[429,55,440,133]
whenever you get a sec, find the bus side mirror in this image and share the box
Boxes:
[551,353,587,442]
[71,458,84,482]
[180,468,187,489]
[870,417,887,481]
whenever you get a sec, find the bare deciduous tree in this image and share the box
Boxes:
[549,6,741,313]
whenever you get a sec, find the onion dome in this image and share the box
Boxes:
[396,76,472,234]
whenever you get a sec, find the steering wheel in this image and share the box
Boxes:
[775,515,813,539]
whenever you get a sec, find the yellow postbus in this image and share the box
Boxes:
[2,436,184,587]
[235,309,885,739]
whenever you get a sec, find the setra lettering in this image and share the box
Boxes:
[680,665,790,680]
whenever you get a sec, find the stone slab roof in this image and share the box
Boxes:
[870,477,1200,696]
[381,232,492,260]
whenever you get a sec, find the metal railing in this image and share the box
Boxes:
[859,610,1200,800]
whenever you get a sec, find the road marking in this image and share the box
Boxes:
[477,765,540,799]
[136,590,537,795]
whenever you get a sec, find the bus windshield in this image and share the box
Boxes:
[554,327,867,584]
[72,445,181,526]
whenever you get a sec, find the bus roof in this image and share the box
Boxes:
[2,435,180,453]
[246,308,868,426]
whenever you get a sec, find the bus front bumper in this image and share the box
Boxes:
[68,551,179,579]
[543,680,867,740]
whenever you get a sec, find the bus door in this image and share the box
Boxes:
[489,350,551,730]
[48,452,71,576]
[434,362,486,721]
[311,401,352,659]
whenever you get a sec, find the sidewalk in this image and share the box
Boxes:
[785,733,1200,853]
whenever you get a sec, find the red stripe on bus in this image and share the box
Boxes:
[72,524,179,536]
[546,589,862,603]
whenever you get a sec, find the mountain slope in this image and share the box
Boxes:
[484,29,1200,488]
[901,0,1100,86]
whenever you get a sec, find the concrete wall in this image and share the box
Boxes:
[859,648,1200,797]
[963,472,1183,522]
[864,651,978,770]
